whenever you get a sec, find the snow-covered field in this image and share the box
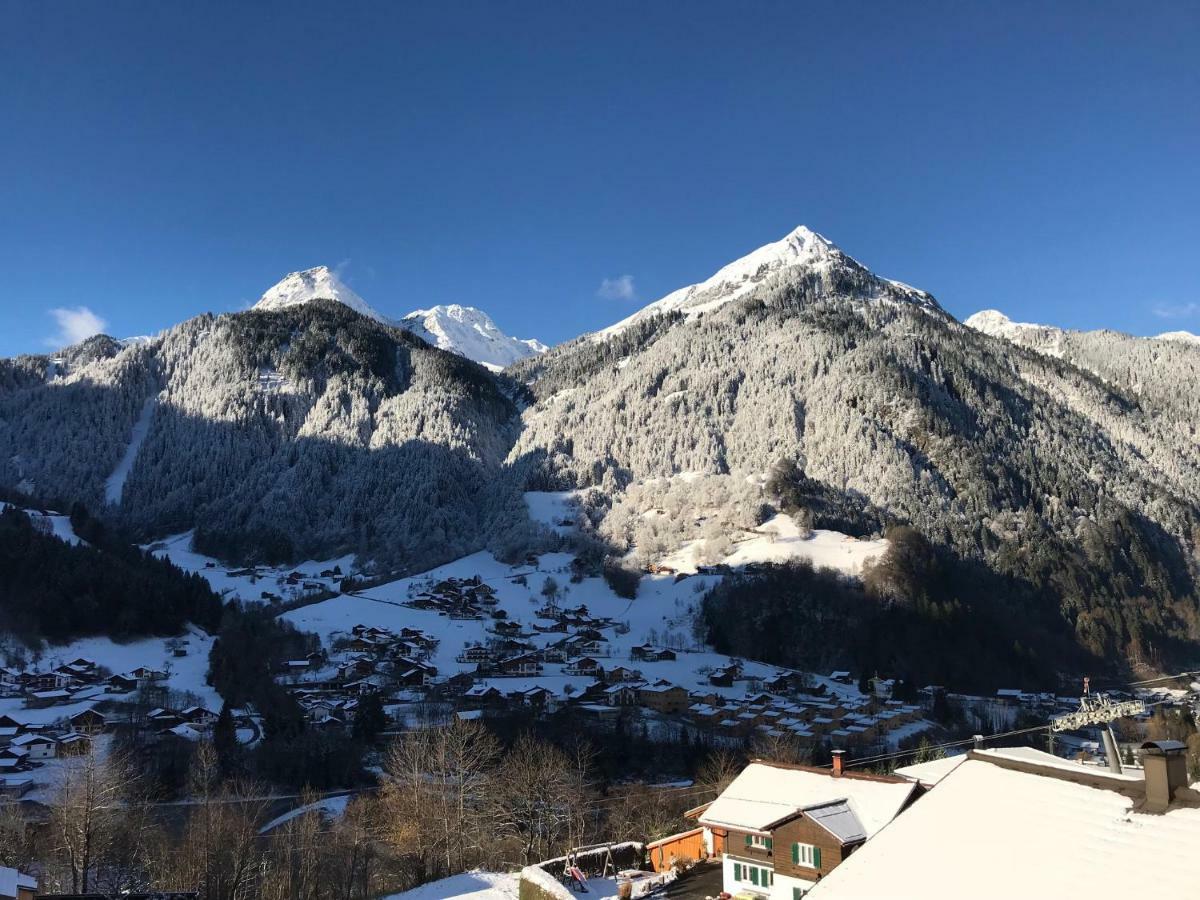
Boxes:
[280,550,774,694]
[383,873,519,900]
[663,514,887,576]
[146,531,359,606]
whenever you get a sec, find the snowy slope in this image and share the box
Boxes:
[400,304,548,371]
[382,873,520,900]
[597,225,940,339]
[1156,330,1200,344]
[967,309,1200,352]
[104,396,156,505]
[254,266,392,324]
[964,309,1069,359]
[661,514,888,576]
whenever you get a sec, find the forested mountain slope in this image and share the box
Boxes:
[509,228,1200,668]
[0,301,531,569]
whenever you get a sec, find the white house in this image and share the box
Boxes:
[9,733,56,760]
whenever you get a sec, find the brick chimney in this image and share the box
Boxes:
[832,749,845,777]
[1140,740,1189,813]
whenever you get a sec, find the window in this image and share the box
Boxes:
[791,843,820,868]
[734,865,772,888]
[750,835,773,850]
[792,889,807,900]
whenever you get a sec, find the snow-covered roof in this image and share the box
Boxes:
[0,866,37,897]
[806,753,1200,900]
[894,754,966,786]
[698,761,916,837]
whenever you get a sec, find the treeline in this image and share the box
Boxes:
[1,721,736,899]
[702,527,1089,691]
[0,504,222,643]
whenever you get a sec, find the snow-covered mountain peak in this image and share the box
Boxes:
[1156,330,1200,345]
[597,225,935,340]
[965,309,1066,356]
[254,266,390,325]
[399,304,548,371]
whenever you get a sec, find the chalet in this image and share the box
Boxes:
[813,743,1200,899]
[108,673,138,693]
[337,658,375,681]
[639,680,690,714]
[130,666,167,684]
[631,645,677,662]
[0,866,37,900]
[709,667,738,688]
[181,706,218,729]
[869,676,894,700]
[605,666,643,683]
[393,667,431,688]
[564,636,609,658]
[347,635,383,653]
[0,747,29,767]
[442,671,476,693]
[302,700,339,723]
[533,620,568,634]
[463,685,504,705]
[492,620,524,637]
[696,757,917,900]
[829,671,853,685]
[604,684,640,707]
[494,653,543,677]
[457,645,494,664]
[511,686,555,709]
[565,656,604,677]
[9,733,56,760]
[25,671,73,692]
[57,732,92,756]
[542,646,569,664]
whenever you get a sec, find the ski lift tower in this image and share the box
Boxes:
[1051,677,1146,774]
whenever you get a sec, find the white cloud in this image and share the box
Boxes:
[45,306,108,348]
[1152,302,1199,320]
[597,274,637,301]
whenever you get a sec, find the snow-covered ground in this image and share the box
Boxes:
[281,548,821,707]
[146,531,358,605]
[104,396,156,505]
[0,627,220,714]
[259,794,351,833]
[662,514,887,576]
[524,491,578,536]
[382,872,519,900]
[2,501,86,546]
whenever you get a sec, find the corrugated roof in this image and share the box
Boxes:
[803,800,867,843]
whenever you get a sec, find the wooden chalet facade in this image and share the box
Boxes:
[696,757,918,899]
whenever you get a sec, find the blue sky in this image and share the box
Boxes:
[1,0,1197,356]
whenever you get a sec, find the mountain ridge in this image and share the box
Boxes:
[253,266,545,369]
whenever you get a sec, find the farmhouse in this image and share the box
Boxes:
[695,756,917,899]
